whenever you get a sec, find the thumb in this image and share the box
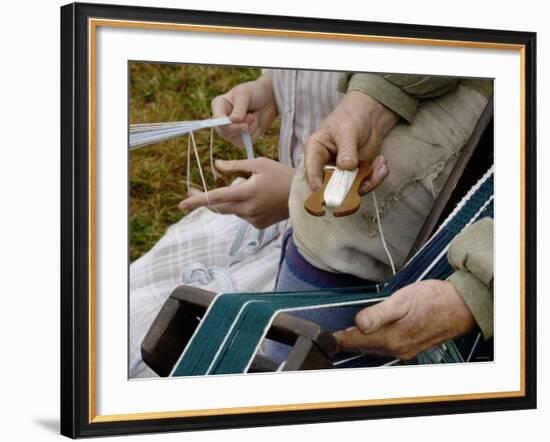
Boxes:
[229,89,252,123]
[335,131,359,170]
[355,295,410,334]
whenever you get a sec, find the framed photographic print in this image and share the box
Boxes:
[60,2,537,438]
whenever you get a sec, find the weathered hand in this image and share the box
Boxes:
[305,90,399,193]
[179,158,294,229]
[211,72,278,147]
[334,280,477,360]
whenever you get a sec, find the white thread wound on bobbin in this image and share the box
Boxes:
[323,167,358,208]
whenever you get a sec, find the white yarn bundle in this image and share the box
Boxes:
[129,117,255,160]
[323,166,358,208]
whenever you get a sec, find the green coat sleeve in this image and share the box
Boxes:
[337,73,458,123]
[446,217,494,339]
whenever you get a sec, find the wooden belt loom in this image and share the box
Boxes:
[141,286,340,376]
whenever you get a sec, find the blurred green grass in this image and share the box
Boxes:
[130,63,280,262]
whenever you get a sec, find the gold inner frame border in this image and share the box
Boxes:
[87,17,527,423]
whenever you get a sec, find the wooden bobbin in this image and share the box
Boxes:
[304,161,373,217]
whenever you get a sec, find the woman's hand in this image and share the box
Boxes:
[334,280,477,360]
[211,72,278,147]
[179,158,294,229]
[305,90,399,194]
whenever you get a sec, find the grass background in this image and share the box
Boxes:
[130,63,280,262]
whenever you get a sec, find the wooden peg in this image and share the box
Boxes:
[304,161,373,217]
[303,167,334,217]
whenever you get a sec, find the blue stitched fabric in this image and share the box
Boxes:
[263,235,375,363]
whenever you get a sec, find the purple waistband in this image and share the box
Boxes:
[278,230,373,289]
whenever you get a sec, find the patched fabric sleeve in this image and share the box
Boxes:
[446,217,494,339]
[337,73,458,123]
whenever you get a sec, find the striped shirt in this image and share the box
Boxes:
[270,69,343,166]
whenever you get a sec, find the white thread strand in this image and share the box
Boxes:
[240,130,255,160]
[323,167,358,208]
[129,117,232,149]
[372,191,397,275]
[466,332,482,362]
[189,131,212,208]
[186,133,191,193]
[209,127,217,180]
[333,353,369,366]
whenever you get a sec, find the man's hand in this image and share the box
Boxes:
[179,158,294,229]
[334,280,477,360]
[211,72,278,147]
[305,90,399,193]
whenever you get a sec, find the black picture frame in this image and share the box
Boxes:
[60,2,537,438]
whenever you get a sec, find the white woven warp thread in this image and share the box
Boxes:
[129,116,255,160]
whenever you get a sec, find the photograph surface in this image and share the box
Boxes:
[128,63,495,379]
